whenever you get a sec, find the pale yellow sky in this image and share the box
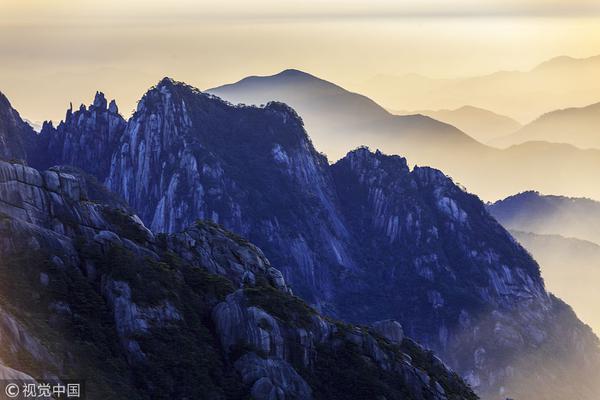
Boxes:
[1,0,600,122]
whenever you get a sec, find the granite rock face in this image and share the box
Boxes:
[0,91,36,161]
[30,92,126,180]
[0,159,476,400]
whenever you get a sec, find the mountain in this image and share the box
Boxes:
[509,231,600,336]
[360,54,600,122]
[396,106,522,144]
[30,92,127,180]
[208,69,481,162]
[32,78,597,399]
[492,102,600,149]
[0,159,476,400]
[489,191,600,245]
[209,70,600,201]
[0,91,36,161]
[489,192,600,335]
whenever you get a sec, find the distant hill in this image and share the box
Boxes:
[210,70,600,201]
[209,69,480,162]
[492,102,600,149]
[511,230,600,336]
[489,191,600,245]
[360,54,600,122]
[396,105,522,144]
[490,191,600,335]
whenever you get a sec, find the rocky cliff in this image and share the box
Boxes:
[30,92,126,179]
[0,159,476,400]
[0,91,36,161]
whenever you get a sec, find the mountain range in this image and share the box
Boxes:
[394,106,522,144]
[359,54,600,123]
[209,69,600,201]
[489,192,600,335]
[509,231,600,337]
[0,157,477,400]
[0,79,595,399]
[209,69,480,162]
[489,191,600,245]
[492,102,600,150]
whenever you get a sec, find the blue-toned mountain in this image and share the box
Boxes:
[5,79,599,399]
[101,79,600,399]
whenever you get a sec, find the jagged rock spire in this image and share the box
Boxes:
[108,99,118,114]
[40,120,54,132]
[65,102,73,122]
[93,91,107,109]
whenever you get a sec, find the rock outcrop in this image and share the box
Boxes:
[0,159,477,400]
[0,91,36,161]
[30,92,126,180]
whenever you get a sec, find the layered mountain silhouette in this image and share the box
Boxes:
[360,54,600,122]
[492,101,600,149]
[14,78,600,399]
[394,106,522,144]
[489,191,600,245]
[209,69,479,162]
[509,231,600,336]
[489,192,600,335]
[209,69,600,201]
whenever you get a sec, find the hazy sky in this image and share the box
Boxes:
[2,0,600,122]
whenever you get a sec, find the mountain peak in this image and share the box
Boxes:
[157,76,177,88]
[0,91,36,161]
[0,91,11,108]
[108,99,118,114]
[534,54,600,71]
[93,91,107,109]
[340,146,410,175]
[276,68,315,79]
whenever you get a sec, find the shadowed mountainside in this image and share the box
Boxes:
[0,91,36,162]
[3,78,600,399]
[209,69,600,201]
[0,158,478,400]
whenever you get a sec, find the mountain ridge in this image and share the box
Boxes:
[492,101,600,149]
[209,69,600,201]
[359,53,600,122]
[2,78,600,399]
[489,190,600,245]
[209,69,480,162]
[394,105,522,144]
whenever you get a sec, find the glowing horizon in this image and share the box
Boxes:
[2,0,600,124]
